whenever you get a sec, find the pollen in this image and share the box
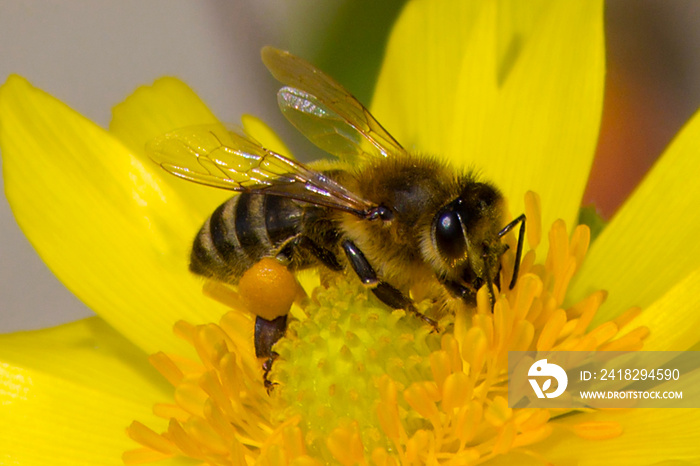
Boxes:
[237,257,304,320]
[126,192,648,465]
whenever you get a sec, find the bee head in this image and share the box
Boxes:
[432,182,507,297]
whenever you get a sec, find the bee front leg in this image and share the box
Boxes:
[441,278,476,302]
[341,239,439,331]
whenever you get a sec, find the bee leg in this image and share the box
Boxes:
[254,314,287,358]
[262,355,278,393]
[254,315,288,391]
[442,279,476,302]
[295,236,344,271]
[484,268,497,306]
[341,239,439,331]
[374,282,440,331]
[497,213,526,289]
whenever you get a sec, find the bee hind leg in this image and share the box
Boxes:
[262,355,278,393]
[254,315,288,391]
[341,239,439,332]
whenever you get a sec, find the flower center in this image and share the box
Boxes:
[124,192,649,465]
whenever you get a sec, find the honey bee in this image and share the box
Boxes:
[148,47,525,374]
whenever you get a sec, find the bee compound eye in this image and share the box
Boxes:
[434,210,466,260]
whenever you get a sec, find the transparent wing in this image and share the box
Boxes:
[147,124,376,216]
[262,46,405,162]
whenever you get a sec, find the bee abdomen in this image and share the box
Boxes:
[190,193,304,283]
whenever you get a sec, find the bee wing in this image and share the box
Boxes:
[262,46,405,161]
[147,124,376,216]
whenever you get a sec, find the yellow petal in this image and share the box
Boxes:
[109,77,230,218]
[481,0,603,233]
[621,267,700,351]
[0,75,227,355]
[0,317,169,405]
[539,409,700,464]
[110,77,218,152]
[570,106,700,323]
[372,0,604,239]
[371,0,485,155]
[0,360,170,465]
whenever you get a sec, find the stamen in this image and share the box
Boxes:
[571,421,624,440]
[326,422,365,466]
[524,191,542,249]
[126,421,178,455]
[126,193,649,464]
[536,309,567,351]
[147,352,183,386]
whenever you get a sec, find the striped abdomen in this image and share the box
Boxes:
[190,193,304,283]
